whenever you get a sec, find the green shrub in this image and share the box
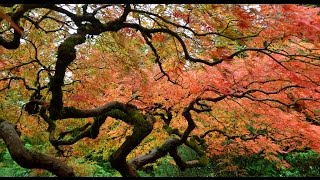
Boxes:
[212,150,320,177]
[0,149,32,177]
[279,150,320,177]
[211,153,277,177]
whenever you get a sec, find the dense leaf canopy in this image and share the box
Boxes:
[0,4,320,177]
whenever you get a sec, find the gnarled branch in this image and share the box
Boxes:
[0,119,75,177]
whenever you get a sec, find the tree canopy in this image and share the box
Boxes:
[0,4,320,177]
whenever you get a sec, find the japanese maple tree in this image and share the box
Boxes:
[0,4,320,177]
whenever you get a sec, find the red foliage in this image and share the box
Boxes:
[1,4,320,169]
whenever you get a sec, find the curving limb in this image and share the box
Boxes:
[0,119,75,177]
[109,113,155,177]
[38,101,156,177]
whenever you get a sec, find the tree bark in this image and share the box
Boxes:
[0,119,75,177]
